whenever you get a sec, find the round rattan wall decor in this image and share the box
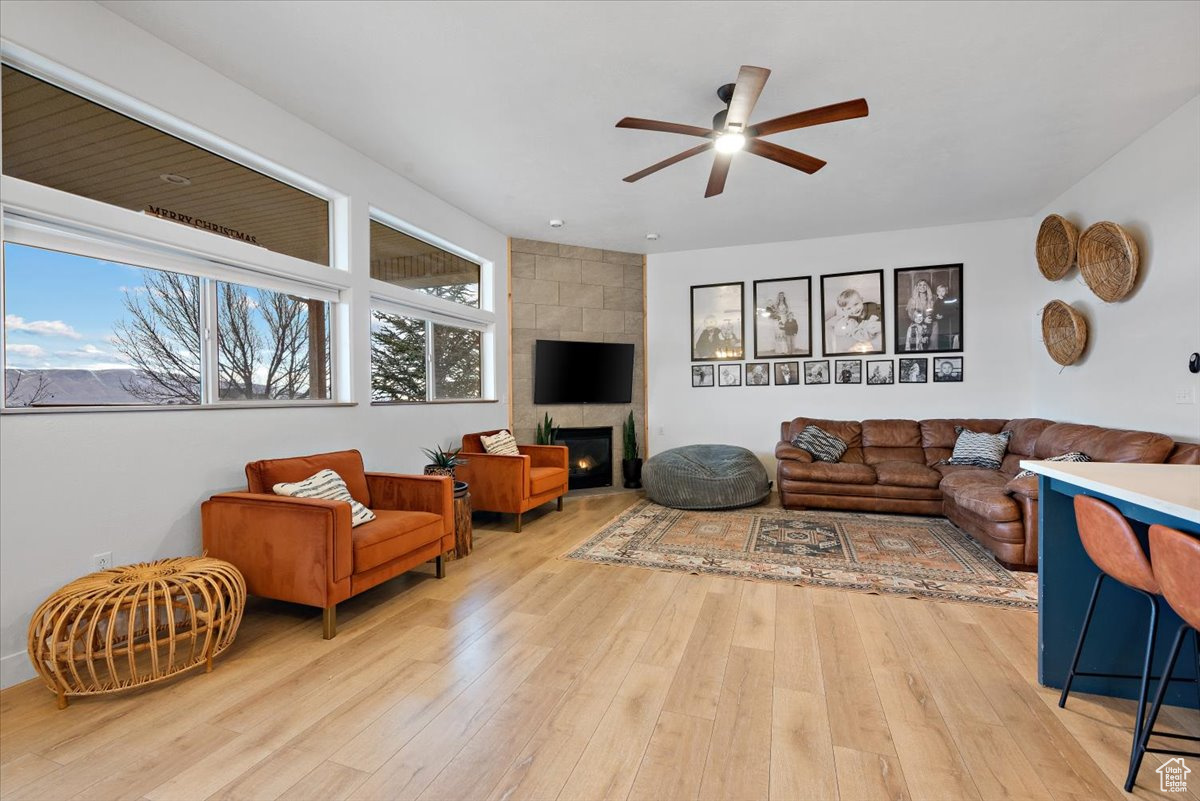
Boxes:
[1078,221,1139,302]
[1041,300,1088,366]
[1035,214,1078,280]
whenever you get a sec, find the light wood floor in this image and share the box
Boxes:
[2,492,1198,801]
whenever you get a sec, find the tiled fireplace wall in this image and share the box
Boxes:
[509,238,646,480]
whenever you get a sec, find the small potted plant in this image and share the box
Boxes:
[421,445,467,479]
[535,412,558,445]
[622,411,642,489]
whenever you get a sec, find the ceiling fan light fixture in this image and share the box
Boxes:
[714,131,746,154]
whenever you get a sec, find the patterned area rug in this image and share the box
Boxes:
[565,500,1037,609]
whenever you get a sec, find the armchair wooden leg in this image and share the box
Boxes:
[515,513,522,533]
[322,605,337,640]
[435,554,446,579]
[557,495,564,512]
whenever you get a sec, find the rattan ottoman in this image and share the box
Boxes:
[27,557,246,708]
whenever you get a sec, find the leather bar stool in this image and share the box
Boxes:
[1126,524,1200,792]
[1059,496,1164,772]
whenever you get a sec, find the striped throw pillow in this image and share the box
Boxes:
[1015,451,1090,479]
[945,427,1012,470]
[791,425,848,463]
[272,469,376,527]
[480,430,520,456]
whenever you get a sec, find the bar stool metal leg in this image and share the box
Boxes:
[1129,593,1158,762]
[1126,625,1200,793]
[1059,573,1106,708]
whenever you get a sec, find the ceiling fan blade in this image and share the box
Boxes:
[616,117,715,138]
[623,142,714,182]
[725,65,770,130]
[705,152,733,198]
[747,98,868,138]
[745,139,827,174]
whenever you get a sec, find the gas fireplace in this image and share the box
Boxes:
[554,426,613,490]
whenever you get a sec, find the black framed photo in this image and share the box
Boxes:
[894,264,962,353]
[804,360,830,385]
[746,362,770,385]
[752,277,812,359]
[691,282,744,361]
[834,359,862,384]
[692,364,714,387]
[820,269,886,356]
[866,360,894,385]
[718,363,742,387]
[899,357,928,383]
[774,361,800,385]
[933,356,963,382]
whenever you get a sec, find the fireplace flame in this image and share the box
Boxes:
[577,456,596,470]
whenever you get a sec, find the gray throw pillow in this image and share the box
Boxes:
[791,425,848,463]
[945,427,1012,470]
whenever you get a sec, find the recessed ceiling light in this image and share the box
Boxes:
[548,219,565,228]
[159,173,192,186]
[646,233,660,241]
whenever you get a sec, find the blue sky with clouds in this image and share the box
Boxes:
[4,243,143,371]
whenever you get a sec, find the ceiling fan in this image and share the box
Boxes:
[616,65,868,197]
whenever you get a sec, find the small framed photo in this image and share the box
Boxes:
[899,357,928,383]
[752,277,812,359]
[745,362,770,385]
[718,363,742,387]
[894,264,963,353]
[692,364,714,387]
[820,269,886,356]
[774,361,800,385]
[933,356,963,382]
[866,360,894,385]
[834,359,862,384]
[691,282,744,361]
[804,360,830,385]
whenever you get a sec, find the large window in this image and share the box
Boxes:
[1,66,330,265]
[368,213,492,404]
[3,241,331,408]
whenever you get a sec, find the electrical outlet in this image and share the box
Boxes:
[1176,386,1197,405]
[93,551,113,571]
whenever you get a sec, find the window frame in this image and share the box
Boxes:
[368,208,496,405]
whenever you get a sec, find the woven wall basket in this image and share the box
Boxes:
[1078,221,1139,302]
[1035,214,1078,280]
[1041,300,1088,366]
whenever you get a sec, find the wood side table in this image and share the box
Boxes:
[448,492,473,560]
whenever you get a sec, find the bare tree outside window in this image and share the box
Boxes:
[3,371,54,406]
[113,271,202,404]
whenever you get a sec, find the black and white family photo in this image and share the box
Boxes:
[774,361,800,385]
[746,362,770,385]
[718,363,742,387]
[899,357,928,383]
[894,264,962,353]
[691,282,744,361]
[834,359,862,384]
[866,360,894,385]
[821,270,886,356]
[933,356,964,382]
[804,360,830,385]
[692,364,714,387]
[753,277,811,358]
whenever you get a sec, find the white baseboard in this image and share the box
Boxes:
[1,650,36,689]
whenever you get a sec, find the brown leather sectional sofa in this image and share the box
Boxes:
[776,417,1198,569]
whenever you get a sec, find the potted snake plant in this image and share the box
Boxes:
[421,445,467,479]
[622,411,642,489]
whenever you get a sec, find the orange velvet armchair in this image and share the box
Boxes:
[456,431,568,531]
[201,449,452,638]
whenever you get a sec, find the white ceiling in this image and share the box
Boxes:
[100,0,1200,254]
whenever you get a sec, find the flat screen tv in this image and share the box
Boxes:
[534,339,634,404]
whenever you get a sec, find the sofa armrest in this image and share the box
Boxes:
[520,444,568,469]
[455,452,530,510]
[365,473,453,535]
[775,442,814,462]
[1005,474,1038,500]
[201,492,353,601]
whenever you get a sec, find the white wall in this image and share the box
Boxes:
[0,2,509,687]
[1029,97,1200,441]
[646,218,1033,469]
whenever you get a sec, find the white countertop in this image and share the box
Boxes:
[1019,461,1200,525]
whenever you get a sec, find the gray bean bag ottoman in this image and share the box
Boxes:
[643,444,771,510]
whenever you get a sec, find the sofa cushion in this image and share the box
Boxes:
[530,466,567,496]
[352,510,444,572]
[791,425,849,462]
[1002,418,1055,458]
[1168,443,1200,464]
[946,428,1012,470]
[247,449,371,507]
[1034,423,1173,464]
[873,460,943,489]
[778,460,876,485]
[861,419,923,448]
[939,471,1021,522]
